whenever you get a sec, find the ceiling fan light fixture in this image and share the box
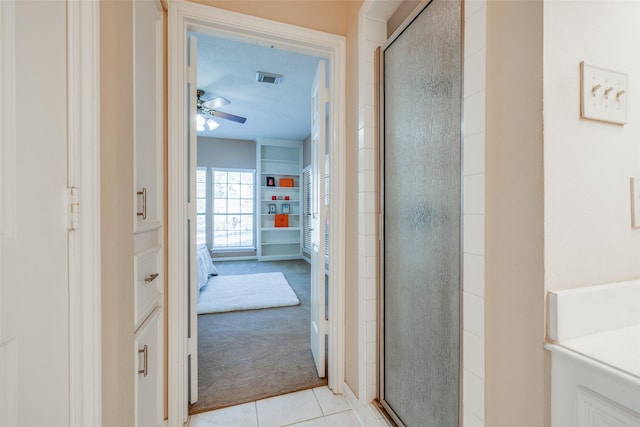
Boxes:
[196,88,247,125]
[256,71,283,85]
[196,113,205,132]
[206,118,219,131]
[196,112,220,132]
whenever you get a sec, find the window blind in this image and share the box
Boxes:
[302,167,312,254]
[324,154,329,261]
[196,167,207,245]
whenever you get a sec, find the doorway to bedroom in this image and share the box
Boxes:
[191,258,325,413]
[188,31,329,415]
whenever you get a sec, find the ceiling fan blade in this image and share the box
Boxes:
[202,96,230,110]
[210,110,247,124]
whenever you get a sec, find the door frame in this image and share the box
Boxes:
[167,2,346,424]
[66,1,102,425]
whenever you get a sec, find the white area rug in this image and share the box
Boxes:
[197,272,299,314]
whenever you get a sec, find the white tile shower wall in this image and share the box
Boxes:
[464,253,485,298]
[463,330,485,379]
[463,2,487,426]
[354,1,487,425]
[464,214,485,256]
[358,9,385,404]
[463,368,485,420]
[464,407,485,427]
[463,292,485,340]
[464,174,485,215]
[464,50,486,97]
[464,132,485,176]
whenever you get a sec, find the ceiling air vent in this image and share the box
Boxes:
[256,71,283,85]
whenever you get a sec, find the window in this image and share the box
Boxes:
[212,168,255,249]
[196,167,207,245]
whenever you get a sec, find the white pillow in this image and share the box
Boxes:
[196,245,212,290]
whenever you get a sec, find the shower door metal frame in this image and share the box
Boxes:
[377,0,465,425]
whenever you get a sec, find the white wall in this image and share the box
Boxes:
[544,1,640,291]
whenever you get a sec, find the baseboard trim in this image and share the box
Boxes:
[343,383,364,423]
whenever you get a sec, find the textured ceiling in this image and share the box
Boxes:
[193,32,322,141]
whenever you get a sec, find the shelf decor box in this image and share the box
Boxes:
[274,214,289,227]
[279,178,294,187]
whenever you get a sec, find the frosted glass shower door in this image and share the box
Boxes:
[379,0,462,426]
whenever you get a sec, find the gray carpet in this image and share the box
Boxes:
[189,259,327,415]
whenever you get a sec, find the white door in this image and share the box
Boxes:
[310,60,328,378]
[187,35,199,404]
[1,1,70,425]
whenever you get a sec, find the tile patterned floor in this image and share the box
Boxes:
[188,386,362,427]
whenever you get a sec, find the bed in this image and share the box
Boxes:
[196,245,218,291]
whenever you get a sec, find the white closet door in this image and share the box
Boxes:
[1,2,70,425]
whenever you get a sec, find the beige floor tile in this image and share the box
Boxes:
[325,410,361,427]
[189,402,257,427]
[284,416,329,427]
[313,387,351,416]
[256,389,323,427]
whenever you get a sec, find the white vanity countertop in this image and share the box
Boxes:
[557,323,640,379]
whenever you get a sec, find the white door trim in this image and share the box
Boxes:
[0,2,17,425]
[168,2,346,424]
[0,0,16,241]
[66,0,102,425]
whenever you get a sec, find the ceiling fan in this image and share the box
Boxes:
[196,89,247,127]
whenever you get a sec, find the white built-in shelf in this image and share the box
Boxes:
[262,202,299,205]
[262,227,301,231]
[261,240,300,246]
[257,138,303,261]
[260,172,298,176]
[261,158,299,165]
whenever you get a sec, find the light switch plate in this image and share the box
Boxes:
[631,177,640,229]
[581,62,628,125]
